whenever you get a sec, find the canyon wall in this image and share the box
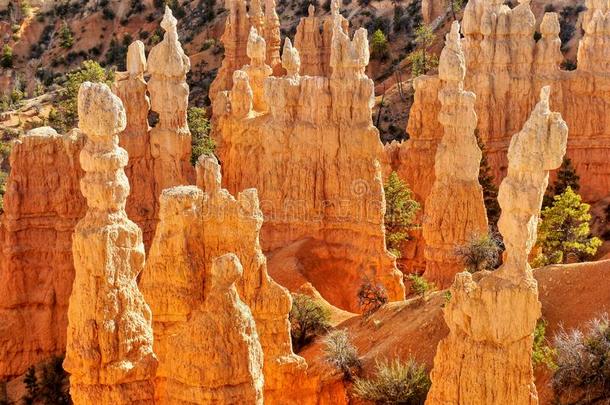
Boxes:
[0,127,85,381]
[64,82,157,404]
[214,12,405,312]
[422,22,488,288]
[140,155,306,403]
[426,85,568,404]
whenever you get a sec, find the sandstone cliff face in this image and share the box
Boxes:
[140,156,305,404]
[113,41,156,249]
[214,11,405,312]
[426,86,568,404]
[422,22,488,288]
[64,82,157,404]
[164,252,265,404]
[0,127,85,381]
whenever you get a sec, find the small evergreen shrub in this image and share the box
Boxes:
[454,233,501,273]
[289,294,331,352]
[408,274,433,299]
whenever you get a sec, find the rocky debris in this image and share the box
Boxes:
[426,86,568,404]
[422,22,488,288]
[140,155,306,403]
[214,12,405,313]
[64,82,157,404]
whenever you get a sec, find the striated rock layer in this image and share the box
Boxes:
[422,22,488,288]
[425,86,568,404]
[64,82,157,404]
[214,12,405,312]
[140,156,305,404]
[0,128,85,380]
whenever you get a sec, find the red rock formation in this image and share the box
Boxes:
[426,86,568,404]
[140,156,305,403]
[264,0,282,74]
[0,127,85,381]
[243,27,273,113]
[64,82,157,404]
[422,22,488,288]
[147,7,193,197]
[113,41,156,249]
[164,253,265,404]
[214,16,405,312]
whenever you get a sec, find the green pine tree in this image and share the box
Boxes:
[0,45,13,69]
[187,107,215,165]
[532,186,602,267]
[384,172,421,258]
[543,157,580,208]
[370,29,389,60]
[476,132,501,232]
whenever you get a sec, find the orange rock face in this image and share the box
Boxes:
[426,86,568,404]
[421,22,488,288]
[140,156,305,404]
[0,127,85,381]
[214,12,405,313]
[64,82,157,404]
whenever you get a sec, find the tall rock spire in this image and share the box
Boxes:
[243,27,272,112]
[113,40,157,249]
[422,21,488,288]
[577,0,610,72]
[263,0,282,74]
[64,82,157,404]
[147,6,193,221]
[425,86,568,404]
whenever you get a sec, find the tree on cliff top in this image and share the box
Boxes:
[532,186,602,267]
[384,172,421,258]
[49,60,114,133]
[408,24,437,77]
[370,29,390,60]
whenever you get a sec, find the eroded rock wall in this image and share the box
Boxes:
[64,82,157,404]
[0,128,85,381]
[140,156,305,404]
[425,86,568,404]
[214,12,405,312]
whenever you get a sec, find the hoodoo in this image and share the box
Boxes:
[421,22,488,288]
[426,86,568,404]
[63,82,157,404]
